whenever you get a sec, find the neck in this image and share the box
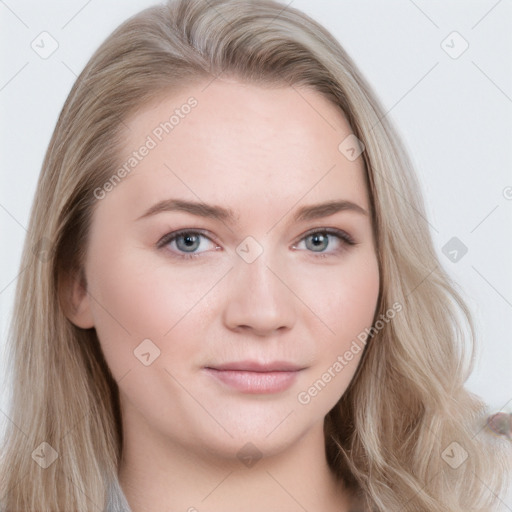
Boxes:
[117,407,354,512]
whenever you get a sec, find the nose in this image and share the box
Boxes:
[221,251,296,337]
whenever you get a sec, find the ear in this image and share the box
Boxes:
[60,266,95,329]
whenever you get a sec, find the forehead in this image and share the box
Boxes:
[109,79,369,221]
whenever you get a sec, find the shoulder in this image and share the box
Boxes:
[104,476,133,512]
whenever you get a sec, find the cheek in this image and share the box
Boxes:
[88,263,167,337]
[338,262,380,338]
[87,241,192,334]
[299,252,380,345]
[84,248,174,369]
[85,244,218,378]
[312,256,378,375]
[295,255,379,410]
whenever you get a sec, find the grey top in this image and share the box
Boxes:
[104,476,133,512]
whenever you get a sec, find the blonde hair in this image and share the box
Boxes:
[1,1,510,510]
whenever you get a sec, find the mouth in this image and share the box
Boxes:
[203,360,306,394]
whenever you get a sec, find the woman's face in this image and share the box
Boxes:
[71,79,379,459]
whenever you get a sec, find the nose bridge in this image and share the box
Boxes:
[240,247,280,299]
[222,241,296,334]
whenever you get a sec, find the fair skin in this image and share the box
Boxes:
[67,79,379,512]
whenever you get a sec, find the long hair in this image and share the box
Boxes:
[1,1,510,510]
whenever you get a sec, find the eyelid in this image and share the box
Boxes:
[156,228,219,251]
[294,226,356,246]
[157,228,208,246]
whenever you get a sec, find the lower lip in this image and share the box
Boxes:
[203,368,301,394]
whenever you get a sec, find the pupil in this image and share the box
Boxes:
[179,234,198,251]
[310,233,327,251]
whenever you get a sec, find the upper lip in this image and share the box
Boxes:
[205,360,305,372]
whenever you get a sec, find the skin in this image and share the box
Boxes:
[67,78,380,512]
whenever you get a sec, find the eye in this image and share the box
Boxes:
[156,227,357,261]
[156,229,219,260]
[292,228,356,258]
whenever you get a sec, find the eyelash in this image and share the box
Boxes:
[156,228,357,261]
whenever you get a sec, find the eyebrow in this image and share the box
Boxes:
[136,198,368,224]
